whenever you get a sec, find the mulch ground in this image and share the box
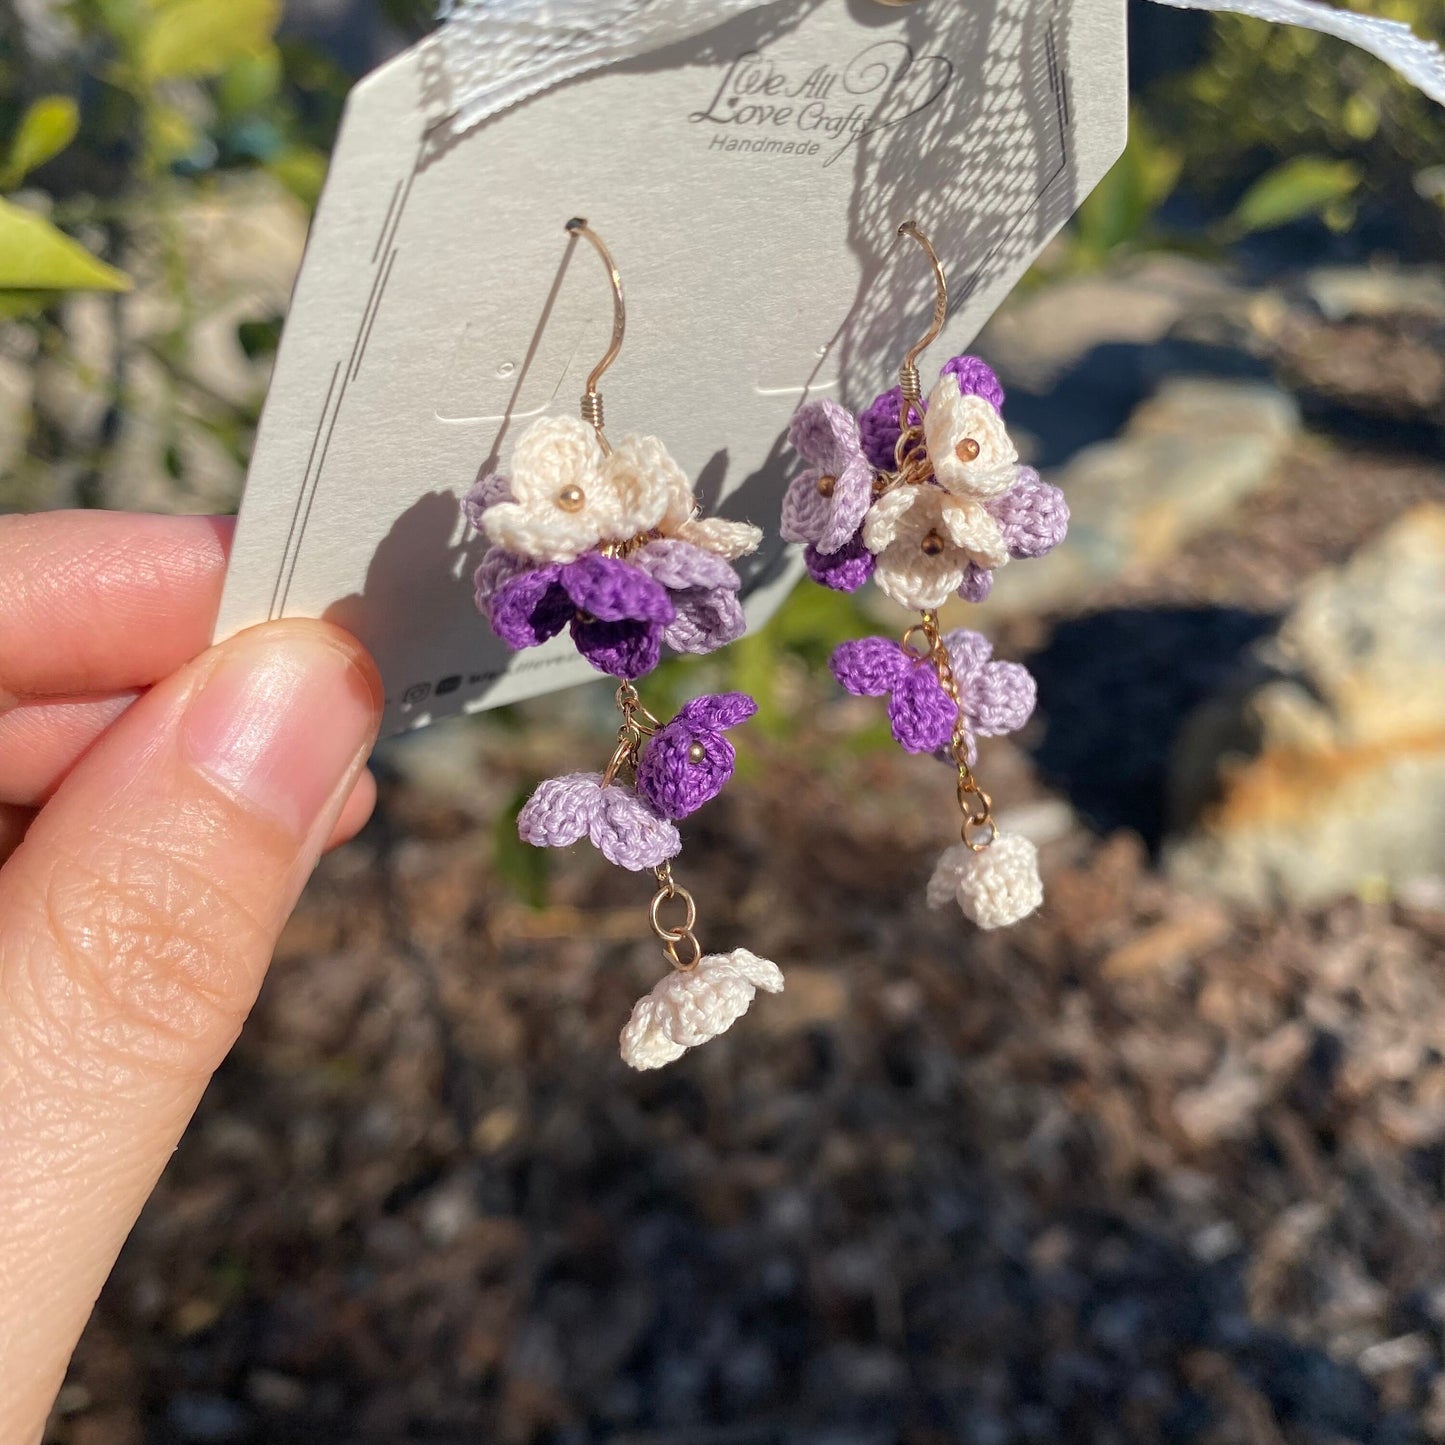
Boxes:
[48,313,1445,1445]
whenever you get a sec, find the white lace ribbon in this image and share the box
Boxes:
[434,0,1445,131]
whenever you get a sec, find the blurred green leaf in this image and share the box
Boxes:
[1224,156,1363,236]
[0,198,130,291]
[493,787,549,909]
[1072,109,1183,265]
[217,47,283,118]
[0,289,59,318]
[139,0,281,82]
[2,96,80,191]
[266,144,328,210]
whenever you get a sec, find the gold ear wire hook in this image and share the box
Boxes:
[895,219,948,416]
[564,216,625,454]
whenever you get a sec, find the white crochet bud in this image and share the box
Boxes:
[620,948,784,1070]
[927,833,1043,930]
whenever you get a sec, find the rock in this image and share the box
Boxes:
[979,255,1245,390]
[1167,505,1445,906]
[962,377,1300,621]
[1304,266,1445,323]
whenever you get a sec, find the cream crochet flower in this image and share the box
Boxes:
[482,417,670,563]
[923,374,1018,500]
[927,834,1043,929]
[483,418,761,565]
[619,948,784,1069]
[862,485,1009,611]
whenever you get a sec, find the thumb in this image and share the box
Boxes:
[0,620,382,1441]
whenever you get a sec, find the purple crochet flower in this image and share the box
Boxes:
[781,398,875,555]
[830,628,1036,760]
[857,355,1006,472]
[636,693,758,820]
[518,772,680,871]
[489,552,675,680]
[804,533,875,593]
[633,538,746,656]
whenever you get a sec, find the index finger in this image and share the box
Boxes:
[0,512,233,706]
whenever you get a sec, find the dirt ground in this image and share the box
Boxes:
[46,318,1445,1444]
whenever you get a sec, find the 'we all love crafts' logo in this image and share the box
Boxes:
[689,41,954,166]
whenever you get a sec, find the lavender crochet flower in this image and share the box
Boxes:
[949,467,1070,600]
[462,471,515,528]
[636,692,758,820]
[857,355,1006,472]
[518,771,680,871]
[804,534,875,593]
[830,629,1036,759]
[633,538,746,656]
[489,552,675,679]
[780,399,875,555]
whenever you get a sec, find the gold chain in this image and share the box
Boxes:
[649,861,703,971]
[598,684,706,970]
[902,610,999,853]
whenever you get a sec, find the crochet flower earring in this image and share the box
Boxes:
[466,218,782,1069]
[783,220,1070,929]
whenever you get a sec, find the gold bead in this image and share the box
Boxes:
[920,530,946,557]
[955,437,981,463]
[557,484,586,512]
[815,474,836,498]
[686,741,707,764]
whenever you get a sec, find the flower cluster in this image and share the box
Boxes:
[517,692,757,871]
[831,628,1036,761]
[782,357,1068,611]
[785,355,1062,931]
[468,416,763,680]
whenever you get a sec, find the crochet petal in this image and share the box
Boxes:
[605,433,688,538]
[989,467,1070,559]
[927,835,1042,929]
[462,472,513,530]
[632,538,741,593]
[860,485,918,553]
[816,455,875,555]
[675,691,758,732]
[482,500,605,565]
[971,660,1037,737]
[804,537,875,593]
[958,563,994,603]
[663,587,746,655]
[888,662,958,754]
[781,470,830,545]
[942,627,994,686]
[473,547,533,622]
[510,415,602,505]
[788,397,860,473]
[939,496,1010,569]
[587,783,681,870]
[674,515,763,561]
[830,635,909,697]
[517,772,603,848]
[560,552,675,625]
[489,565,571,649]
[572,617,663,679]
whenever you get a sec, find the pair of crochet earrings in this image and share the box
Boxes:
[465,218,1069,1070]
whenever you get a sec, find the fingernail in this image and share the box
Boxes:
[180,633,379,838]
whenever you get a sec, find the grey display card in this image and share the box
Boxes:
[215,0,1127,737]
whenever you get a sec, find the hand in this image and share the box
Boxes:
[0,511,384,1440]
